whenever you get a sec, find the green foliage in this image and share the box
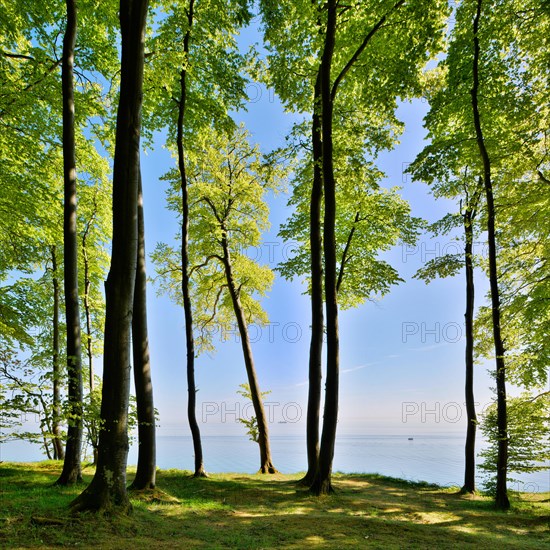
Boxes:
[263,0,448,310]
[0,347,63,458]
[413,254,464,285]
[81,376,143,461]
[81,375,102,460]
[153,125,286,353]
[261,0,448,116]
[236,383,271,444]
[480,393,550,494]
[78,173,112,362]
[0,0,115,463]
[411,192,483,285]
[144,0,252,141]
[410,0,549,389]
[278,121,424,308]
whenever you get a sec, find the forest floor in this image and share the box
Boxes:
[0,461,548,548]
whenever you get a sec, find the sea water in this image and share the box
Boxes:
[3,434,548,492]
[138,434,549,492]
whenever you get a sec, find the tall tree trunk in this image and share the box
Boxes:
[51,247,65,461]
[82,213,98,465]
[57,0,83,485]
[175,0,206,478]
[470,0,509,510]
[301,69,323,486]
[82,218,94,389]
[71,0,149,513]
[130,172,156,489]
[311,0,338,496]
[461,183,480,494]
[306,2,401,496]
[221,237,277,474]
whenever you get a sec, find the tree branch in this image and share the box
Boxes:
[2,50,35,61]
[336,211,360,293]
[331,0,405,100]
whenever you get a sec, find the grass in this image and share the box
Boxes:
[0,462,548,549]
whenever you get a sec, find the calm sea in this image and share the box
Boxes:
[2,434,548,492]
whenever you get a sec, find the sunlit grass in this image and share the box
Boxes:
[0,461,548,548]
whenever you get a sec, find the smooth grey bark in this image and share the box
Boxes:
[301,69,323,487]
[175,0,207,478]
[56,0,83,486]
[310,0,338,496]
[470,0,509,510]
[51,247,65,462]
[130,173,156,489]
[221,236,277,474]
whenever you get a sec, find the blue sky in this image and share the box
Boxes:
[135,22,501,441]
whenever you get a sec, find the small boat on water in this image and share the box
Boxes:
[408,437,414,441]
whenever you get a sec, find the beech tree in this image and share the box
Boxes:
[261,0,447,493]
[51,247,65,461]
[153,126,285,473]
[280,123,424,485]
[56,0,83,486]
[71,0,149,513]
[408,57,488,494]
[412,0,548,508]
[411,176,483,493]
[130,173,156,489]
[145,0,251,477]
[469,0,510,509]
[1,0,117,471]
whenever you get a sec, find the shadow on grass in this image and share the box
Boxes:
[1,462,548,549]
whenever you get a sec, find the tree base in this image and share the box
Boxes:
[495,493,510,511]
[54,473,83,487]
[296,470,315,487]
[258,462,278,474]
[193,468,208,478]
[128,480,156,491]
[459,485,475,495]
[309,476,334,496]
[70,480,132,515]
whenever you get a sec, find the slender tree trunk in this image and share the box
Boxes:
[130,172,156,489]
[71,0,149,513]
[82,216,98,465]
[57,0,83,486]
[43,431,53,460]
[461,184,480,494]
[82,223,94,389]
[311,0,338,496]
[301,69,323,486]
[470,0,509,510]
[305,2,400,495]
[175,0,206,478]
[221,237,277,474]
[51,247,65,461]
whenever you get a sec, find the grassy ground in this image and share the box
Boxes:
[0,462,548,549]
